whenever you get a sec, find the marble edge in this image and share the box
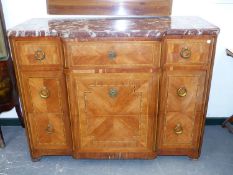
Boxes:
[7,29,220,40]
[7,17,220,39]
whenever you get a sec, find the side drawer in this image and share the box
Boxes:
[164,38,213,65]
[64,41,161,67]
[159,112,201,149]
[21,71,67,113]
[163,70,206,113]
[28,113,71,150]
[13,38,63,67]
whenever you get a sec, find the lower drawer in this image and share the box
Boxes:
[158,112,201,149]
[28,113,72,151]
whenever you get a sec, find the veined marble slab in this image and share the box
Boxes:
[7,17,219,40]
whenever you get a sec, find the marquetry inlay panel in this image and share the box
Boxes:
[69,73,158,152]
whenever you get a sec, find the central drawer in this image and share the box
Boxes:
[64,41,161,67]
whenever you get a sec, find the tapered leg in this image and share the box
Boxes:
[0,126,5,148]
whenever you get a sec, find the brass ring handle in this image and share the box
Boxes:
[39,87,50,99]
[46,123,54,134]
[34,48,46,61]
[174,123,183,135]
[109,88,118,98]
[108,50,117,60]
[180,47,192,59]
[177,87,187,97]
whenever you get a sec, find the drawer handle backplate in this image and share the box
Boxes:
[46,123,54,134]
[180,47,192,59]
[174,123,183,135]
[39,87,50,99]
[34,48,46,61]
[109,88,118,98]
[108,51,117,60]
[177,87,187,97]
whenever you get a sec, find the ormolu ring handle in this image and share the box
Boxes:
[108,50,117,60]
[177,87,187,97]
[46,123,54,134]
[174,123,183,135]
[180,47,192,59]
[39,87,50,99]
[34,48,46,61]
[109,88,118,98]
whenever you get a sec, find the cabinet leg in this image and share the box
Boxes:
[0,127,5,148]
[188,151,200,160]
[31,157,41,162]
[31,155,42,162]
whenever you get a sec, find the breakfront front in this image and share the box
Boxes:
[7,0,219,160]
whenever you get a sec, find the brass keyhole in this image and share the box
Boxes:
[108,51,117,60]
[109,88,118,98]
[46,123,54,134]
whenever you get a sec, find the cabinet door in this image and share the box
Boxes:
[158,70,206,150]
[68,73,159,154]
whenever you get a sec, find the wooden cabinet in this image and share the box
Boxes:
[9,35,217,160]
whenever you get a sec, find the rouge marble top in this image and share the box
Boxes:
[7,16,219,40]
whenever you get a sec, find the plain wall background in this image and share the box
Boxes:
[1,0,233,118]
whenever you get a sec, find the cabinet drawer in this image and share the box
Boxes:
[28,113,71,150]
[14,39,63,67]
[64,41,161,67]
[162,71,206,113]
[159,112,200,149]
[164,38,213,65]
[21,71,67,113]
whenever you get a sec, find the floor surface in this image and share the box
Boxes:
[0,126,233,175]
